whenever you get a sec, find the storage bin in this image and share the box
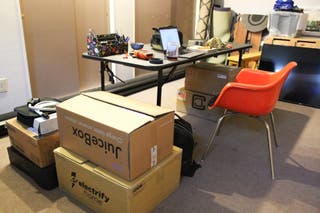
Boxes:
[87,31,128,57]
[268,11,301,37]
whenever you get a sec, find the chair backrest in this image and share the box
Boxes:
[212,61,297,115]
[270,61,297,97]
[263,61,298,112]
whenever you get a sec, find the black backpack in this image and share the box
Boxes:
[174,114,201,177]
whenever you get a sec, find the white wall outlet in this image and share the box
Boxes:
[0,78,8,93]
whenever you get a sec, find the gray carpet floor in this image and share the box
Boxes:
[0,78,320,212]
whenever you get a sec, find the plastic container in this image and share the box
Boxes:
[268,11,301,37]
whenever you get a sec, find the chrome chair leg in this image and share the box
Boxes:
[258,117,275,180]
[216,109,231,136]
[269,112,278,147]
[201,113,232,161]
[223,109,228,115]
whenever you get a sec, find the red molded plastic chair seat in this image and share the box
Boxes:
[201,61,297,180]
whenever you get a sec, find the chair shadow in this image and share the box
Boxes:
[176,106,320,210]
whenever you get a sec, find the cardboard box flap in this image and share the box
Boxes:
[82,91,173,118]
[57,94,155,134]
[6,119,39,147]
[53,147,87,164]
[54,147,141,190]
[93,146,182,190]
[93,165,155,190]
[190,62,237,72]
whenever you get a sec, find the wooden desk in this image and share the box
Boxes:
[82,43,251,106]
[264,36,320,49]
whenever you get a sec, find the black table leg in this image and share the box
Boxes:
[106,64,125,84]
[100,61,105,91]
[238,50,243,68]
[156,69,164,106]
[106,64,115,84]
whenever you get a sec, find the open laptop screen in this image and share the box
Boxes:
[159,28,181,51]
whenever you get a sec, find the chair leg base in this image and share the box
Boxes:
[201,113,232,161]
[258,115,276,180]
[201,112,277,180]
[270,112,278,147]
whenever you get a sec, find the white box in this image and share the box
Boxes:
[33,113,58,135]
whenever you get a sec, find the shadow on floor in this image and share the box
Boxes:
[160,106,320,212]
[0,164,93,212]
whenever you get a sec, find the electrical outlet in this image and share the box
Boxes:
[0,78,8,93]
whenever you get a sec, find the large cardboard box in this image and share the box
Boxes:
[56,91,174,180]
[54,146,182,213]
[176,87,224,121]
[6,118,60,168]
[185,62,240,95]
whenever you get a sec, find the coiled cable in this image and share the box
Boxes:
[27,98,60,119]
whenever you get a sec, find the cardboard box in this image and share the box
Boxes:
[54,146,182,213]
[56,91,174,180]
[7,146,58,190]
[185,62,240,95]
[176,87,224,121]
[6,118,60,168]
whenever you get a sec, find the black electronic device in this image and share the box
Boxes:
[7,146,58,190]
[149,58,163,64]
[14,98,60,127]
[259,44,320,108]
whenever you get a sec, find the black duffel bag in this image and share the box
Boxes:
[174,113,201,177]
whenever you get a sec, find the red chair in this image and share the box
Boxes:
[201,61,297,180]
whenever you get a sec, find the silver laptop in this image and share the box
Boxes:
[159,28,204,58]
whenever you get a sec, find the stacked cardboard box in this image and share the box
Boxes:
[54,91,182,212]
[176,62,241,121]
[6,117,60,190]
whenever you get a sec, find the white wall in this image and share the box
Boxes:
[0,0,135,116]
[110,0,135,83]
[224,0,320,14]
[0,0,31,114]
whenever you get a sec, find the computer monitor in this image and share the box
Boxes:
[259,44,320,108]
